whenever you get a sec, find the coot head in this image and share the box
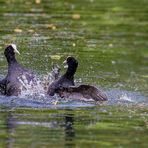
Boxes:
[4,44,20,63]
[63,56,78,79]
[64,56,78,67]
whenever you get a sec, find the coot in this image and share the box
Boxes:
[0,44,37,96]
[47,56,107,101]
[48,56,78,96]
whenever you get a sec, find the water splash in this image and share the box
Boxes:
[118,94,134,102]
[18,74,46,99]
[106,89,147,105]
[0,74,147,108]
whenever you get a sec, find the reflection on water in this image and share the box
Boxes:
[1,106,148,148]
[4,111,76,148]
[64,113,75,148]
[6,112,16,148]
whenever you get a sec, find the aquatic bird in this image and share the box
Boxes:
[0,44,37,96]
[47,56,78,96]
[47,56,107,101]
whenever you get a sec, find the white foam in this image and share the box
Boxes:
[119,94,134,102]
[18,75,46,99]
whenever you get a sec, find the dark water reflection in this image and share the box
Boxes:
[6,112,16,148]
[4,110,76,148]
[64,113,75,148]
[1,106,148,148]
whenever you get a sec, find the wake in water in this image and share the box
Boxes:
[0,73,147,108]
[0,63,147,108]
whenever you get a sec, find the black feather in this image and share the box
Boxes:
[48,57,78,96]
[0,44,37,96]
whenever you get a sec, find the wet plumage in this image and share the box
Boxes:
[48,56,78,96]
[0,44,37,96]
[48,56,107,101]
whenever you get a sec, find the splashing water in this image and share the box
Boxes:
[17,64,61,99]
[17,73,44,98]
[118,94,134,102]
[0,72,147,108]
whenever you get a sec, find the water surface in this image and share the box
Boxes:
[0,0,148,147]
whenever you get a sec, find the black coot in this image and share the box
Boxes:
[0,44,37,96]
[48,56,78,96]
[47,56,107,101]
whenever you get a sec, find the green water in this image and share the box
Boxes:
[0,0,148,147]
[0,106,148,148]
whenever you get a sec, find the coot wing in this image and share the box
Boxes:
[57,84,107,101]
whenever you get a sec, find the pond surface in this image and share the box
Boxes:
[0,0,148,147]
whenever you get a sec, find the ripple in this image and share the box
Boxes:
[0,87,147,109]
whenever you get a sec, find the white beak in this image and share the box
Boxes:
[63,60,68,68]
[11,44,20,54]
